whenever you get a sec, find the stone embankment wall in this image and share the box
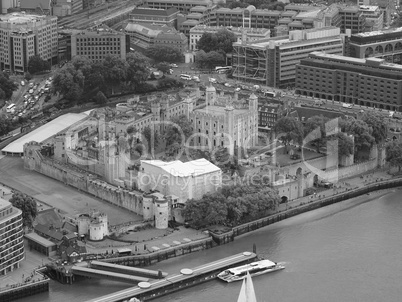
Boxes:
[24,142,144,216]
[210,178,402,245]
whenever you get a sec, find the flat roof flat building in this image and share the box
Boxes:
[232,27,344,88]
[346,27,402,64]
[143,0,213,14]
[71,25,127,63]
[0,198,24,275]
[295,51,402,111]
[130,7,179,28]
[359,5,383,31]
[0,13,58,73]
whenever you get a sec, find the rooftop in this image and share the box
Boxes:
[19,0,51,10]
[2,112,89,154]
[0,197,11,211]
[25,232,56,248]
[0,12,51,24]
[354,26,402,37]
[141,158,221,177]
[72,24,123,36]
[194,105,249,116]
[131,7,179,16]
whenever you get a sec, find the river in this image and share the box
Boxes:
[20,189,402,302]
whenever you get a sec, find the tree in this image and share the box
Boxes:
[0,71,18,99]
[155,62,171,74]
[164,114,193,147]
[24,72,32,81]
[101,55,129,87]
[0,115,12,136]
[28,55,50,74]
[52,64,84,102]
[146,45,182,63]
[94,91,107,104]
[157,77,184,90]
[386,141,402,171]
[327,132,354,160]
[197,29,237,54]
[195,50,225,70]
[361,111,388,145]
[273,117,304,153]
[342,118,374,155]
[126,52,151,87]
[304,115,329,153]
[9,192,38,229]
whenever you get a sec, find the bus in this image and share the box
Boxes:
[6,103,15,113]
[180,74,192,80]
[215,66,232,73]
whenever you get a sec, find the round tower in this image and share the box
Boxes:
[142,195,154,221]
[77,215,90,236]
[97,213,109,237]
[89,222,104,241]
[154,197,169,230]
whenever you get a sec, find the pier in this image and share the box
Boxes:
[86,251,257,302]
[89,261,168,279]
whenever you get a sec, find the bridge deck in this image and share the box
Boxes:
[86,251,257,302]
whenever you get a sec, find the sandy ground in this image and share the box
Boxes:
[0,157,141,225]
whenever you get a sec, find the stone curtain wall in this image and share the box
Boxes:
[24,143,144,216]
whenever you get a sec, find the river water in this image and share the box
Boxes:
[20,189,402,302]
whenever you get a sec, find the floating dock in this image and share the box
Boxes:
[86,251,257,302]
[89,261,168,279]
[71,266,149,284]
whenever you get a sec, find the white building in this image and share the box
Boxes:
[138,158,222,203]
[189,25,271,51]
[0,13,58,73]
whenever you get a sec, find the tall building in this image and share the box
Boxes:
[295,51,402,111]
[0,198,24,276]
[190,85,259,155]
[0,13,58,73]
[232,27,344,88]
[358,0,392,27]
[345,27,402,64]
[71,24,127,63]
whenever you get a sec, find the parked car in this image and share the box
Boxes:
[170,64,178,68]
[29,89,34,94]
[209,78,217,83]
[235,87,241,92]
[224,83,232,87]
[290,154,301,160]
[21,81,25,86]
[192,76,200,82]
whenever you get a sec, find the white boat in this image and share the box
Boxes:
[217,259,285,283]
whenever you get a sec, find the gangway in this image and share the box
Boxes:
[71,266,149,284]
[89,261,168,279]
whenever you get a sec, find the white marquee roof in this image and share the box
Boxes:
[141,158,221,177]
[2,112,89,154]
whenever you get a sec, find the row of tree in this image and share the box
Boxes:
[0,70,18,100]
[183,184,280,227]
[273,111,388,160]
[195,29,237,69]
[52,53,151,102]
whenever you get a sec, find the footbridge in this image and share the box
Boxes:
[89,261,168,279]
[71,266,149,284]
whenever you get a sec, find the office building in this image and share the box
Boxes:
[71,25,127,63]
[232,27,344,88]
[346,27,402,64]
[189,25,270,51]
[337,5,366,34]
[0,198,24,276]
[258,103,283,132]
[359,5,383,31]
[0,13,58,73]
[358,0,392,27]
[125,23,188,52]
[143,0,213,14]
[295,51,402,111]
[130,7,179,28]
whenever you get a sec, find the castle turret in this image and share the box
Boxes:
[183,95,193,119]
[142,195,154,221]
[154,197,169,230]
[206,84,216,107]
[224,105,235,155]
